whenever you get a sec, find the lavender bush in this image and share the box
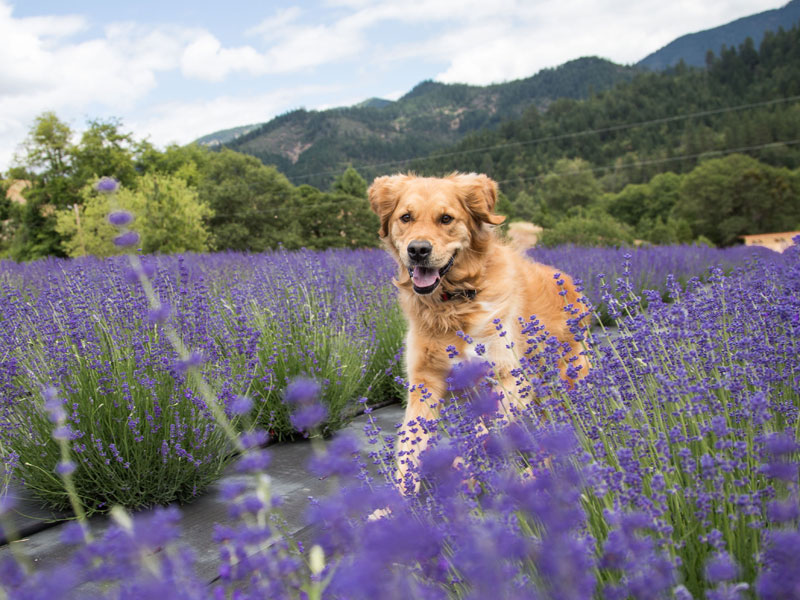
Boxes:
[528,243,782,321]
[0,247,403,512]
[561,247,800,598]
[1,219,797,597]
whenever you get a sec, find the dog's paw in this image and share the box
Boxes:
[367,506,393,521]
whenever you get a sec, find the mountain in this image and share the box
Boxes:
[410,24,800,196]
[195,123,262,147]
[638,0,800,70]
[356,98,394,109]
[200,57,639,189]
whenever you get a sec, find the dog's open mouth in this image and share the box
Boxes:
[408,256,454,294]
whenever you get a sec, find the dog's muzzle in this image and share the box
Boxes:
[407,255,454,295]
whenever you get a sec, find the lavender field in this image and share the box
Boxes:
[0,241,798,599]
[0,249,404,512]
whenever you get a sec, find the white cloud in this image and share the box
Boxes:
[180,33,266,82]
[245,6,304,39]
[130,85,340,148]
[0,0,786,171]
[373,0,788,84]
[0,2,200,169]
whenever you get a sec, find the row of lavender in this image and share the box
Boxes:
[0,249,405,512]
[1,241,797,599]
[528,243,781,321]
[0,244,788,514]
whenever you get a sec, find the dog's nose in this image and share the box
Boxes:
[407,240,432,262]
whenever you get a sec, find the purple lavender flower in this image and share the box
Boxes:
[756,529,800,599]
[229,395,253,416]
[52,425,71,441]
[239,429,269,448]
[107,210,133,227]
[285,377,321,406]
[43,387,66,423]
[764,432,798,457]
[766,498,800,523]
[285,377,327,433]
[706,552,738,583]
[113,230,140,247]
[0,556,25,588]
[95,177,119,193]
[448,360,491,391]
[290,403,328,433]
[235,449,271,473]
[132,506,182,549]
[308,433,361,479]
[146,303,171,324]
[175,350,205,375]
[56,460,76,476]
[60,521,87,545]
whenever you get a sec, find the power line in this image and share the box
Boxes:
[288,94,800,182]
[495,138,800,185]
[208,138,800,219]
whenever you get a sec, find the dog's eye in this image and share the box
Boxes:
[400,213,412,223]
[441,214,453,224]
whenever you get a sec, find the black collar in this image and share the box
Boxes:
[440,289,477,302]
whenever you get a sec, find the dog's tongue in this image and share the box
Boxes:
[412,266,439,288]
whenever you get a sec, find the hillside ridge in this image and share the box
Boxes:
[638,0,800,69]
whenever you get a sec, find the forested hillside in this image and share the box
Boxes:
[3,26,799,261]
[408,25,800,197]
[217,57,638,189]
[638,0,800,70]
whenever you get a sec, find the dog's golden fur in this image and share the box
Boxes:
[368,172,589,484]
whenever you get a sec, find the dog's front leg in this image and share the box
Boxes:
[395,327,460,494]
[396,382,443,493]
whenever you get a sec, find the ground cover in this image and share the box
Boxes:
[0,248,404,513]
[0,234,797,598]
[529,243,780,321]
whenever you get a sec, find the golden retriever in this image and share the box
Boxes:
[368,172,589,488]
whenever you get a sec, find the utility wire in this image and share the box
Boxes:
[496,138,800,185]
[287,94,800,181]
[208,138,800,219]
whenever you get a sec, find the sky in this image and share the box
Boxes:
[0,0,788,172]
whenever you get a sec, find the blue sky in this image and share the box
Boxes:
[0,0,787,171]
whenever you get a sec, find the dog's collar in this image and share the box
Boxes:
[441,289,477,302]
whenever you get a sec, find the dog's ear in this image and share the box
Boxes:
[451,173,506,226]
[368,175,407,238]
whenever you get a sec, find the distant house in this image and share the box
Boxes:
[740,231,800,253]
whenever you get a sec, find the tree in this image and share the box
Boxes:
[538,207,634,247]
[293,182,379,249]
[136,142,210,188]
[8,113,78,259]
[674,154,800,246]
[70,118,138,189]
[198,149,299,251]
[332,166,368,198]
[604,183,650,227]
[636,216,693,245]
[507,190,555,227]
[55,174,213,257]
[539,158,603,212]
[0,180,12,257]
[15,112,73,189]
[645,172,682,222]
[604,172,683,232]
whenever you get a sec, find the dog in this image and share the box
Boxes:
[368,172,590,490]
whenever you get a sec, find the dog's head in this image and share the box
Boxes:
[368,173,505,295]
